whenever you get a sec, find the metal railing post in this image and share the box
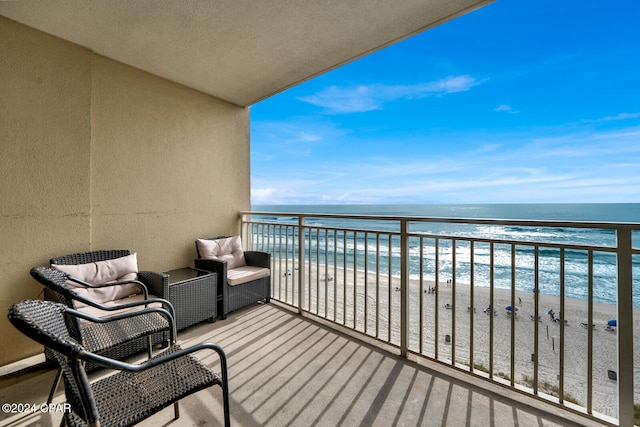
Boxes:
[297,215,306,314]
[616,226,634,426]
[400,219,409,357]
[240,212,249,248]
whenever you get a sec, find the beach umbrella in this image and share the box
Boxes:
[608,319,617,327]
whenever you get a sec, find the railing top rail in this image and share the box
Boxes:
[241,210,640,230]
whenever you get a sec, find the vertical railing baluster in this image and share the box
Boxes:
[559,248,565,402]
[510,243,516,386]
[376,233,380,339]
[435,238,440,360]
[400,219,409,357]
[388,233,393,343]
[343,230,348,326]
[419,236,424,355]
[353,231,358,329]
[469,241,474,371]
[489,242,494,378]
[294,223,299,306]
[617,227,634,427]
[451,239,456,366]
[587,249,594,414]
[310,228,314,313]
[252,222,258,251]
[297,216,305,314]
[534,246,539,395]
[364,231,369,335]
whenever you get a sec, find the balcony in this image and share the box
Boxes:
[1,210,636,426]
[240,210,640,426]
[0,302,609,427]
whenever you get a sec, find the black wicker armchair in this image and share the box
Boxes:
[30,266,175,403]
[195,236,271,319]
[45,250,170,346]
[8,299,230,427]
[38,250,173,356]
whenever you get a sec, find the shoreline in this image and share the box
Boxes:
[270,259,636,418]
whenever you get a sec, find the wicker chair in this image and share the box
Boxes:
[8,299,230,427]
[195,236,271,319]
[45,250,171,357]
[30,266,175,404]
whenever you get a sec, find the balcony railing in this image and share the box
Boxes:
[240,210,640,426]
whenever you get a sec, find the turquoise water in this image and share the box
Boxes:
[253,203,640,222]
[252,204,640,306]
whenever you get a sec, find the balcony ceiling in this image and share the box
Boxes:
[0,0,492,107]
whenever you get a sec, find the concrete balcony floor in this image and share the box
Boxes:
[1,301,610,427]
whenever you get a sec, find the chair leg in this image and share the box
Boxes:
[47,368,63,404]
[174,402,180,419]
[222,381,231,427]
[147,336,153,358]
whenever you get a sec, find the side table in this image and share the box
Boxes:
[162,267,217,330]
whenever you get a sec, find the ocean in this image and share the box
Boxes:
[251,203,640,307]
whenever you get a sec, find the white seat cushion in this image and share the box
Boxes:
[226,266,270,286]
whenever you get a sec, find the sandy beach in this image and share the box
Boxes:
[270,259,634,418]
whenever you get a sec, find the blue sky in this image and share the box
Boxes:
[250,1,640,205]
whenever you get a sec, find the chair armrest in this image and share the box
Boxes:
[137,270,169,299]
[67,306,177,343]
[244,251,270,268]
[194,258,227,277]
[68,276,150,299]
[67,293,176,319]
[81,342,227,378]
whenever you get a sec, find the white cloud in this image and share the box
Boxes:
[251,114,640,205]
[251,188,276,204]
[582,112,640,123]
[298,75,479,113]
[298,131,323,142]
[495,104,520,114]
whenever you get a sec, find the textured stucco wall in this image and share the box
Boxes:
[90,56,250,271]
[0,17,92,365]
[0,16,250,366]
